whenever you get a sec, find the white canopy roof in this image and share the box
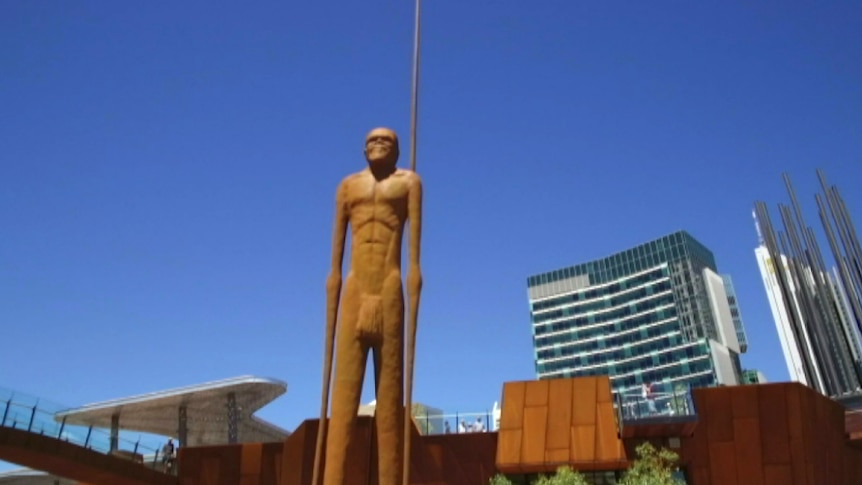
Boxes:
[0,469,76,485]
[54,376,289,446]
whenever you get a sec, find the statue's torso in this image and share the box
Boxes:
[344,169,413,292]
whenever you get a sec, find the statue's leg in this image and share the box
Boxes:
[375,273,405,485]
[323,280,367,485]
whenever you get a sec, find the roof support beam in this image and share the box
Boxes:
[227,392,238,444]
[109,414,119,452]
[177,405,187,448]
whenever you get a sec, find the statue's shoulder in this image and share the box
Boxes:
[394,169,422,186]
[336,171,366,202]
[340,170,368,186]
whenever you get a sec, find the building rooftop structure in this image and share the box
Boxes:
[54,375,290,447]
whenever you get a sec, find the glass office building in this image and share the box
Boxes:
[742,369,767,384]
[722,275,749,353]
[527,231,743,395]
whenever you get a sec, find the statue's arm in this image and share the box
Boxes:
[322,181,348,395]
[406,175,423,330]
[327,181,349,336]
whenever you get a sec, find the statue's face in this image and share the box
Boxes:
[365,128,399,168]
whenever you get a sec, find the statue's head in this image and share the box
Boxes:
[364,127,399,169]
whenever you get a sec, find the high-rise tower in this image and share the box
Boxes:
[527,231,743,395]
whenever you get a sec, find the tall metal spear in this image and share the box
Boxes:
[403,1,422,484]
[408,0,421,173]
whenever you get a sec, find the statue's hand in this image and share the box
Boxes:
[407,266,422,295]
[326,272,343,294]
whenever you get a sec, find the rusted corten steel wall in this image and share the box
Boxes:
[496,376,628,474]
[176,379,862,485]
[177,416,497,485]
[680,382,862,485]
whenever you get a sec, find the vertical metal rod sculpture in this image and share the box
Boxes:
[781,201,842,391]
[755,170,862,395]
[821,170,862,318]
[754,202,820,387]
[404,1,421,484]
[834,190,862,285]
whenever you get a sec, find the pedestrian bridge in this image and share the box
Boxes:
[0,377,288,485]
[0,387,175,485]
[613,383,699,439]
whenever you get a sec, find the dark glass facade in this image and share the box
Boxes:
[722,275,749,353]
[742,369,765,384]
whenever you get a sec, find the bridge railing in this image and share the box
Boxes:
[0,388,170,472]
[412,411,498,435]
[613,383,696,422]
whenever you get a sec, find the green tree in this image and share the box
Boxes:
[489,467,588,485]
[618,442,685,485]
[411,403,437,435]
[489,473,515,485]
[533,466,589,485]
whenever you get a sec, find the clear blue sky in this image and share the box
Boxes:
[2,0,861,460]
